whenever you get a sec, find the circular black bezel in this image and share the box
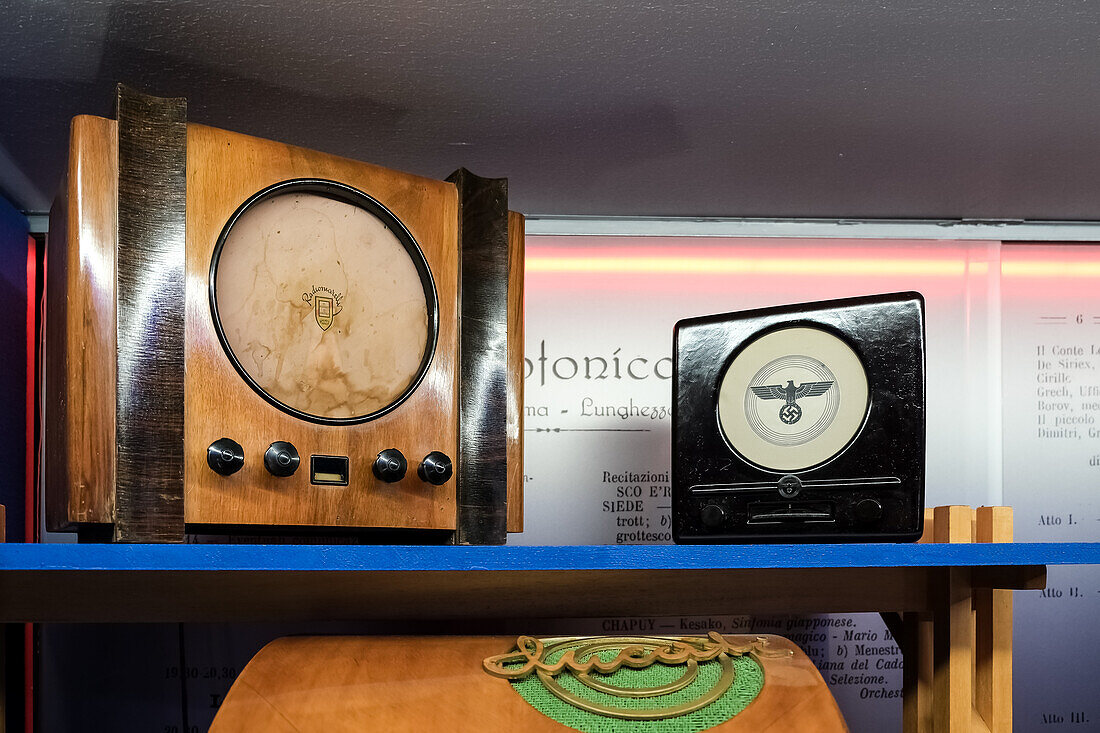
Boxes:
[712,319,873,475]
[208,178,440,426]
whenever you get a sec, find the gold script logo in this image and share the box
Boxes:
[483,632,786,681]
[302,285,344,332]
[482,633,791,721]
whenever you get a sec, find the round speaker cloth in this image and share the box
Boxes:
[717,326,869,471]
[211,182,434,423]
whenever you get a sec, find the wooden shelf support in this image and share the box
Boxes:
[974,506,1013,733]
[895,505,1014,733]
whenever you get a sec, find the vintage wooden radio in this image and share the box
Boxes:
[673,292,925,543]
[209,634,848,732]
[45,86,523,543]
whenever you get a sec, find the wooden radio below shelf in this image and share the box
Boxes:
[44,85,523,543]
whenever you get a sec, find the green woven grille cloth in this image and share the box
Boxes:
[507,643,764,733]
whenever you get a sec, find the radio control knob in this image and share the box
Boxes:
[701,504,726,528]
[777,474,802,498]
[854,498,883,524]
[417,451,453,485]
[207,438,244,476]
[264,441,300,477]
[372,449,408,483]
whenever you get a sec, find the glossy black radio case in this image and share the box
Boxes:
[672,292,925,543]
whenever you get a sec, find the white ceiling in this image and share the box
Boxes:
[3,0,1100,219]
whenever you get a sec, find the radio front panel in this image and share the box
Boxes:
[183,123,459,530]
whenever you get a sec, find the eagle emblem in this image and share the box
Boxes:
[750,380,834,424]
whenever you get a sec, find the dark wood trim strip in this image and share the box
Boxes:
[447,168,509,545]
[113,84,187,542]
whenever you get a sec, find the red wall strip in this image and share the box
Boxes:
[25,234,35,733]
[25,235,34,542]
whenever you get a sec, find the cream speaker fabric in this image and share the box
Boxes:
[717,327,869,472]
[213,191,429,420]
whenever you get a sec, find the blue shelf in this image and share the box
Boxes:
[0,541,1097,572]
[0,542,1092,623]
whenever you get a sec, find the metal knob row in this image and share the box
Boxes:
[375,449,453,486]
[207,439,301,477]
[207,439,451,485]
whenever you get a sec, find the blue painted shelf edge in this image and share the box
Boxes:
[0,542,1097,572]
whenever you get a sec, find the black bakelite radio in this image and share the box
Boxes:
[673,292,925,543]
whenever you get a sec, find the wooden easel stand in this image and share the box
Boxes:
[883,505,1013,733]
